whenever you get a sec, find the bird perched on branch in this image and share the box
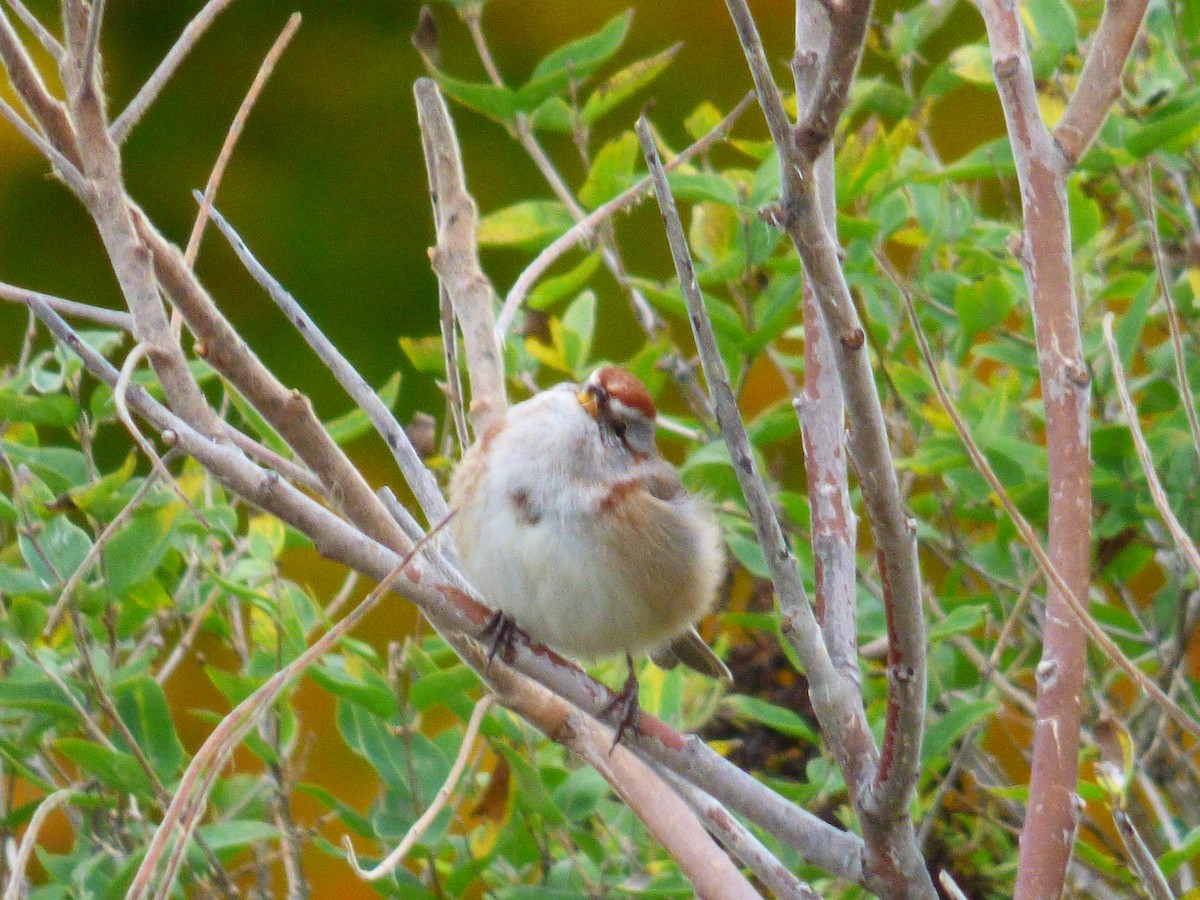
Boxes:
[450,366,731,743]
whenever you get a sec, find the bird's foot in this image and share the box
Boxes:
[600,654,641,752]
[480,610,523,670]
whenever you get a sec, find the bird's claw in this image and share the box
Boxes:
[481,610,522,670]
[601,654,641,752]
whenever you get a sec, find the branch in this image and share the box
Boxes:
[0,6,81,166]
[1101,313,1200,583]
[109,0,241,143]
[894,275,1200,741]
[130,208,411,555]
[201,195,449,524]
[1,0,60,60]
[414,77,506,436]
[656,766,820,900]
[185,12,301,266]
[495,90,754,338]
[1053,0,1150,164]
[794,0,858,683]
[1,790,75,900]
[794,0,873,162]
[344,696,493,881]
[975,0,1096,891]
[29,295,867,887]
[0,280,131,330]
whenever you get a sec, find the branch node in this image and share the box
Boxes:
[839,328,865,351]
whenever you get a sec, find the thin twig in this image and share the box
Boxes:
[1113,808,1175,900]
[42,458,167,635]
[1,280,132,329]
[200,195,448,524]
[415,77,506,436]
[185,13,301,267]
[895,274,1200,740]
[344,695,493,880]
[496,91,754,338]
[2,0,61,60]
[1,790,76,900]
[0,93,89,195]
[1145,166,1200,459]
[109,0,241,143]
[1101,312,1200,583]
[656,765,819,899]
[78,0,104,96]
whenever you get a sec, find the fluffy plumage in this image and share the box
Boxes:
[450,369,727,678]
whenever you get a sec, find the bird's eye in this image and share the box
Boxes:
[613,420,627,440]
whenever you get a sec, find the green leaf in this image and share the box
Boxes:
[946,44,992,85]
[196,819,278,853]
[408,664,482,718]
[529,96,574,132]
[113,676,185,780]
[337,699,409,790]
[0,676,82,721]
[1159,825,1200,876]
[559,290,597,376]
[928,604,987,642]
[296,783,373,837]
[478,201,574,248]
[954,275,1013,338]
[528,252,602,311]
[722,695,819,743]
[1125,89,1200,157]
[582,43,681,125]
[0,388,78,427]
[309,658,398,720]
[577,131,638,209]
[922,699,998,764]
[1023,0,1078,75]
[20,516,92,588]
[56,738,153,800]
[518,10,634,111]
[531,11,632,82]
[325,372,403,445]
[493,742,566,825]
[430,70,518,127]
[666,171,742,208]
[399,335,447,376]
[103,500,186,597]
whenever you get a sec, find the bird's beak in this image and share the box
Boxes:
[577,388,599,418]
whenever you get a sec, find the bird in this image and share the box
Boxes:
[449,366,731,743]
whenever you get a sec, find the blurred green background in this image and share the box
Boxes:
[0,1,804,419]
[0,0,989,426]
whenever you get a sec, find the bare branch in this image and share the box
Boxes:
[185,13,301,266]
[1,0,61,60]
[657,765,820,900]
[794,0,872,162]
[1,790,76,900]
[1054,0,1150,164]
[0,280,132,329]
[131,208,411,555]
[344,696,494,881]
[0,93,88,195]
[1145,166,1200,459]
[201,195,449,523]
[0,7,81,166]
[110,0,241,144]
[895,274,1200,741]
[495,90,754,338]
[79,0,104,98]
[414,77,506,435]
[1101,313,1200,583]
[1113,808,1175,900]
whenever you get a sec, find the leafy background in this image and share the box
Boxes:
[2,0,1200,897]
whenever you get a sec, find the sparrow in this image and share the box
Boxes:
[449,366,730,742]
